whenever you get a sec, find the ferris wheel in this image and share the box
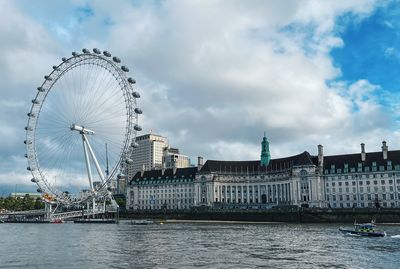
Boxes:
[25,48,142,206]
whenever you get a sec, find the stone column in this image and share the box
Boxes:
[224,185,227,203]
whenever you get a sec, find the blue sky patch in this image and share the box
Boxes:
[331,3,400,93]
[75,5,94,23]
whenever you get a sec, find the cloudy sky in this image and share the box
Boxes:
[1,0,400,193]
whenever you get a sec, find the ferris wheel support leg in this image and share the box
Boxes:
[45,202,53,221]
[82,135,94,191]
[45,203,49,220]
[82,134,105,182]
[92,197,96,218]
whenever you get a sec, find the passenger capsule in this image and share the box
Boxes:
[82,48,90,53]
[103,51,111,57]
[27,112,35,117]
[24,140,32,144]
[131,142,139,148]
[125,158,133,164]
[93,48,101,54]
[52,66,57,70]
[132,91,140,98]
[134,108,143,114]
[134,124,142,131]
[37,188,42,193]
[24,154,28,158]
[128,77,136,84]
[62,57,67,62]
[32,99,40,104]
[113,56,121,63]
[72,51,78,56]
[44,75,52,81]
[117,174,126,179]
[121,66,129,72]
[27,166,34,171]
[37,87,45,92]
[31,178,39,183]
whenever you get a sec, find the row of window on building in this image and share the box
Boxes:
[325,161,400,174]
[326,179,400,186]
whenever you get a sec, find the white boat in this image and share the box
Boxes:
[339,221,386,237]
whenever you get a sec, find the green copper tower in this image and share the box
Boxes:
[260,132,271,166]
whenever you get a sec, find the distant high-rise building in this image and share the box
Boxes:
[163,148,190,169]
[125,134,169,180]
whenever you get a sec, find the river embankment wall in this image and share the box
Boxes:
[121,208,400,223]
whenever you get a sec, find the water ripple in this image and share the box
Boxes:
[0,222,400,268]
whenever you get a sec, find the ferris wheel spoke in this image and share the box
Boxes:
[37,136,76,166]
[37,133,75,170]
[77,77,122,125]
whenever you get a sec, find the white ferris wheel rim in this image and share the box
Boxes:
[25,48,142,205]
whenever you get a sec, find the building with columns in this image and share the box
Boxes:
[194,133,325,208]
[194,151,325,208]
[126,134,400,211]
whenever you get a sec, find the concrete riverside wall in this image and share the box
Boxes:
[121,208,400,223]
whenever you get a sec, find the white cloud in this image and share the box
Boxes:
[3,0,400,194]
[210,141,259,161]
[96,0,386,158]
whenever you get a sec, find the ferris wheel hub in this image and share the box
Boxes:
[70,124,95,135]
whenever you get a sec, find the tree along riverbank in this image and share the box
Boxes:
[0,196,44,212]
[121,208,400,223]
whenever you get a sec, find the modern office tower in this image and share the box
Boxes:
[125,133,169,180]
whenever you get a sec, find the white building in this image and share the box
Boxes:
[126,135,400,211]
[163,148,191,169]
[323,141,400,208]
[194,151,325,208]
[126,167,197,210]
[125,134,169,180]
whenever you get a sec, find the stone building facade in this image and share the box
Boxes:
[126,135,400,210]
[126,167,197,210]
[323,142,400,208]
[193,151,325,208]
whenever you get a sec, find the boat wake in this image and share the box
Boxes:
[390,235,400,239]
[347,233,361,237]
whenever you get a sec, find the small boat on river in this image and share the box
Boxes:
[339,221,386,237]
[51,218,63,224]
[130,220,155,225]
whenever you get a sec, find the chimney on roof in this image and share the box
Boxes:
[197,156,204,170]
[382,141,388,160]
[361,143,366,162]
[318,144,324,171]
[140,164,144,177]
[173,160,177,175]
[161,162,165,176]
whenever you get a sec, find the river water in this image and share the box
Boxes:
[0,221,399,269]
